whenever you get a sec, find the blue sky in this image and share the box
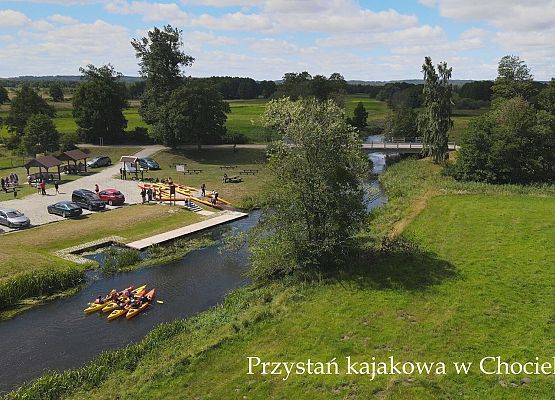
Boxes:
[1,0,554,80]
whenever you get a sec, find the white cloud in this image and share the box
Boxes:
[48,14,79,24]
[318,25,445,49]
[0,9,30,27]
[421,0,555,32]
[0,19,136,77]
[105,1,189,24]
[192,12,273,31]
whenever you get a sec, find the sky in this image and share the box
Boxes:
[0,0,554,80]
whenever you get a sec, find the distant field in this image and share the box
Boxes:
[1,95,483,143]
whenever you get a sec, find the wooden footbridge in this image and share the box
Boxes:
[362,140,459,154]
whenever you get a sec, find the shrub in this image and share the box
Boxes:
[0,267,85,310]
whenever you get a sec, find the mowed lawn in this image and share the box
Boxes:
[0,146,142,201]
[140,147,269,206]
[0,204,205,283]
[67,193,555,399]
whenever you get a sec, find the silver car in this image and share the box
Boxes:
[0,208,31,229]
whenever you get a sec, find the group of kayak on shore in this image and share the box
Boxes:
[84,284,156,320]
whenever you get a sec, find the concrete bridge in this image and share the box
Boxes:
[362,140,459,154]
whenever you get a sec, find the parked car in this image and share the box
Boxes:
[0,208,30,229]
[98,188,125,206]
[138,157,160,170]
[72,189,106,211]
[87,156,112,168]
[47,201,83,218]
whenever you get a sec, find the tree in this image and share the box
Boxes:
[492,55,534,102]
[418,57,453,163]
[72,64,128,144]
[537,79,555,114]
[49,84,64,102]
[0,86,8,104]
[21,114,60,156]
[127,80,146,100]
[6,84,54,137]
[132,25,194,125]
[248,98,368,281]
[459,80,493,101]
[152,80,230,149]
[450,97,554,184]
[385,107,419,141]
[348,102,368,132]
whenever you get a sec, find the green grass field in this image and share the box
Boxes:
[0,205,204,283]
[13,158,553,399]
[1,96,481,144]
[140,147,269,206]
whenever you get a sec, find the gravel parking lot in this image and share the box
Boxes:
[0,146,166,232]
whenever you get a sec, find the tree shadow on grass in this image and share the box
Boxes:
[334,238,459,292]
[167,148,267,166]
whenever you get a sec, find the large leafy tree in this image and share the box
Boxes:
[451,97,554,184]
[21,114,60,156]
[385,107,419,141]
[132,25,194,125]
[6,84,54,138]
[492,55,535,102]
[49,84,64,102]
[152,80,229,149]
[348,101,368,132]
[537,79,555,114]
[0,86,8,104]
[249,98,368,281]
[418,57,453,163]
[72,64,128,144]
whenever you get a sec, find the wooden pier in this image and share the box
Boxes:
[125,210,248,250]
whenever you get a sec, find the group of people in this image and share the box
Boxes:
[35,179,60,196]
[1,173,19,193]
[94,287,149,310]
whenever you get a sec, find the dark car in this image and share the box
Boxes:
[98,188,125,206]
[87,156,112,168]
[47,201,83,218]
[72,189,106,211]
[0,208,30,229]
[138,158,160,170]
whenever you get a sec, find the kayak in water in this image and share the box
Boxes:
[126,289,156,320]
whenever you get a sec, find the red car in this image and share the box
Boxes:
[98,189,125,206]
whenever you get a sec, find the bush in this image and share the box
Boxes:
[450,97,554,184]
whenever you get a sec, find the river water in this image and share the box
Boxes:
[0,139,388,394]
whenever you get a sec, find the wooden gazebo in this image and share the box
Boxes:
[24,155,63,182]
[57,149,88,174]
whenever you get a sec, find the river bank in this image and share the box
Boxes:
[7,158,554,399]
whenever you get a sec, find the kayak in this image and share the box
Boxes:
[84,285,137,314]
[132,285,147,295]
[84,302,106,314]
[107,307,128,321]
[126,289,156,320]
[101,302,119,313]
[103,286,148,313]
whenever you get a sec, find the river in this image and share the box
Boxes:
[0,138,388,394]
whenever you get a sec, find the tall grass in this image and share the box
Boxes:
[0,267,85,310]
[101,247,141,275]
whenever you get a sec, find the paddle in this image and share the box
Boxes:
[156,300,164,304]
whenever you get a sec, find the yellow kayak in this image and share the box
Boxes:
[102,302,119,313]
[107,307,128,321]
[132,285,147,294]
[84,302,106,314]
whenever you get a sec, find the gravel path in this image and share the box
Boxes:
[0,146,166,231]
